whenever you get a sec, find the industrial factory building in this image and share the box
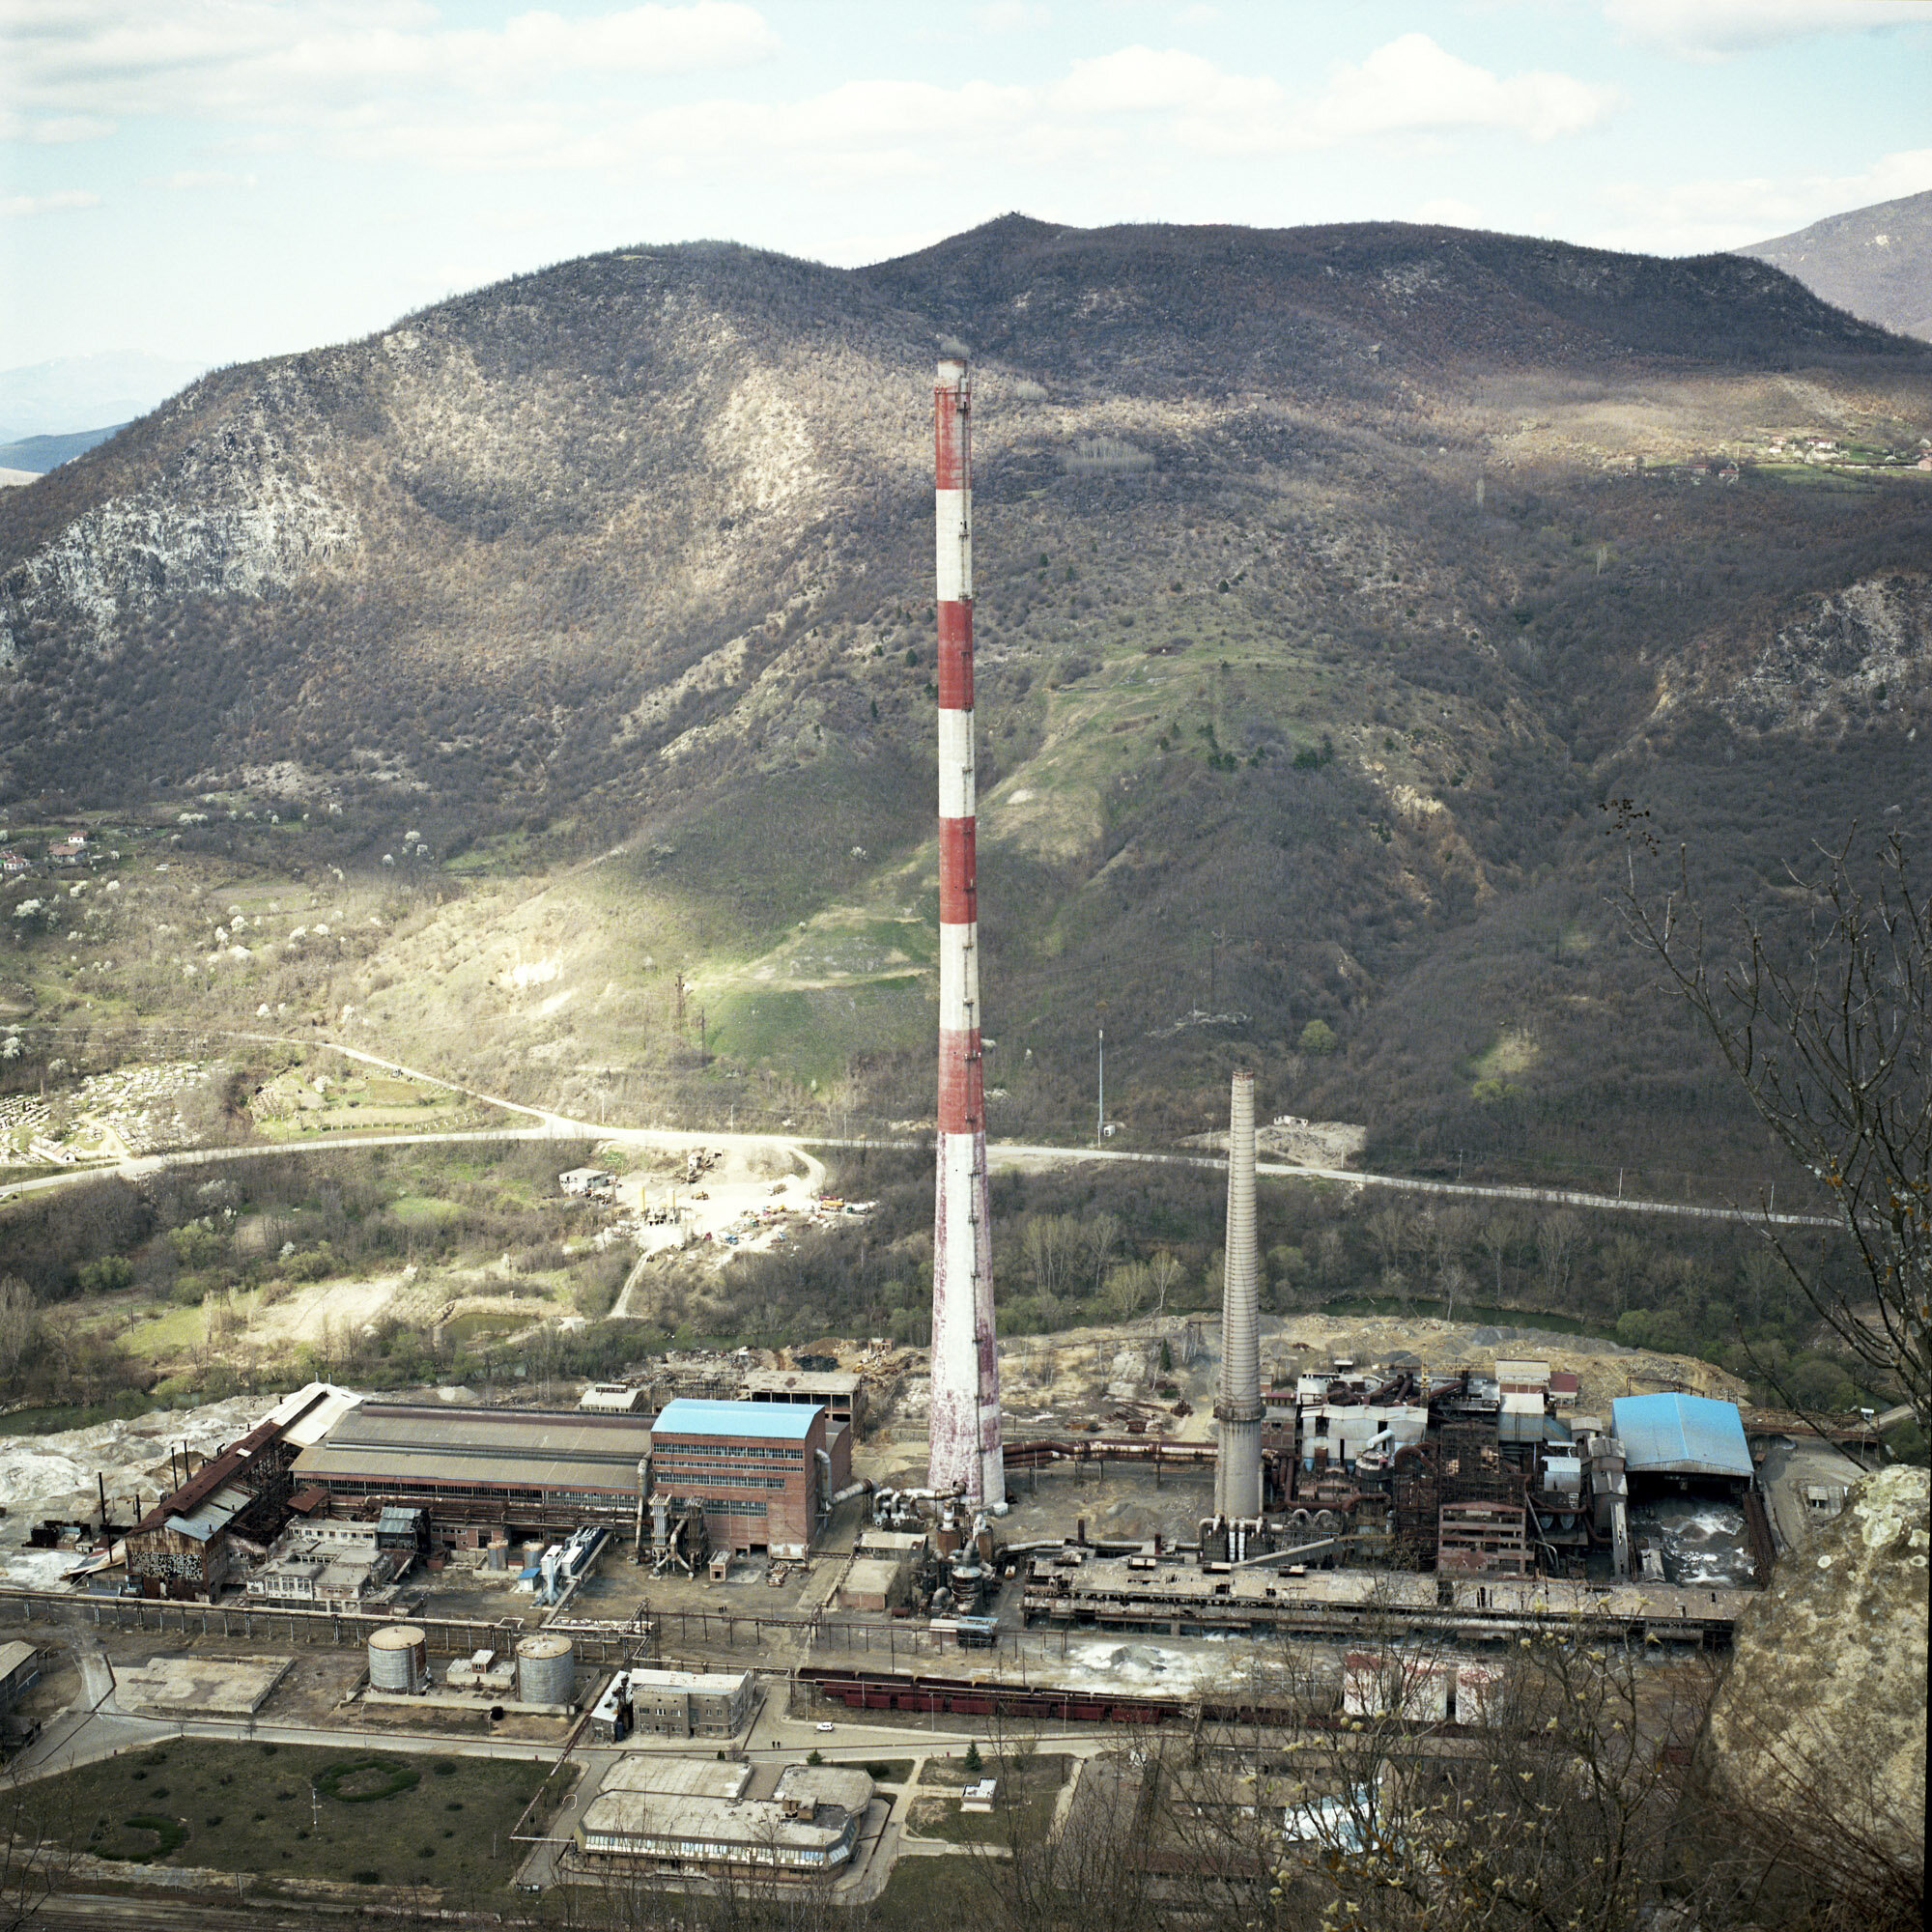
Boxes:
[125,1383,350,1602]
[282,1393,850,1556]
[743,1363,865,1428]
[1610,1394,1755,1484]
[645,1398,846,1556]
[289,1401,656,1533]
[589,1664,756,1741]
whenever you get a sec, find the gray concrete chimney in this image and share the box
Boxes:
[1214,1069,1264,1518]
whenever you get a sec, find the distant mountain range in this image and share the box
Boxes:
[0,351,207,445]
[0,214,1927,1186]
[0,424,128,475]
[1735,188,1932,343]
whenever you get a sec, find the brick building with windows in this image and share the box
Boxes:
[646,1399,848,1556]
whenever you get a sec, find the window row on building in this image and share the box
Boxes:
[654,1470,791,1492]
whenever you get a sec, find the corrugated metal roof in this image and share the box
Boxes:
[263,1382,364,1448]
[166,1497,243,1543]
[653,1398,820,1440]
[293,1402,652,1494]
[1611,1394,1752,1478]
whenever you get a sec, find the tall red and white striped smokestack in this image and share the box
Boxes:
[929,355,1004,1507]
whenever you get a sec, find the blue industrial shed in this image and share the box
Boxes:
[1610,1393,1753,1480]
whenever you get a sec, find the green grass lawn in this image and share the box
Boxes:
[387,1193,468,1230]
[903,1790,1056,1846]
[18,1741,553,1895]
[872,1852,989,1927]
[906,1752,1067,1844]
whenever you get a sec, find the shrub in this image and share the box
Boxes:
[314,1758,422,1804]
[114,1813,186,1863]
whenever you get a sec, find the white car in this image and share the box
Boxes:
[814,1721,836,1732]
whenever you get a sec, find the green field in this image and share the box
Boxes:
[17,1741,553,1895]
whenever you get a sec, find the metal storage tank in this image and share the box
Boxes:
[368,1624,428,1694]
[516,1633,576,1707]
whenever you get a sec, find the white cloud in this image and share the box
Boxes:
[0,114,118,142]
[1414,196,1487,229]
[2,2,779,118]
[145,168,257,190]
[1052,44,1279,119]
[0,189,102,216]
[1594,146,1932,254]
[1305,34,1618,145]
[1045,36,1615,156]
[970,1,1049,29]
[0,14,1623,195]
[1602,0,1923,61]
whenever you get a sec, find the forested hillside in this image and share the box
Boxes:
[1,215,1928,1195]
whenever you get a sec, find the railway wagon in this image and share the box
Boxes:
[800,1665,1172,1726]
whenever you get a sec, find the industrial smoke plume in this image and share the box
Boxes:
[926,357,1004,1506]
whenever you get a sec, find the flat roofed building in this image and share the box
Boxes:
[591,1665,755,1740]
[600,1756,753,1802]
[1499,1391,1546,1445]
[0,1641,39,1715]
[578,1762,873,1876]
[1495,1360,1550,1395]
[743,1365,865,1426]
[291,1403,653,1530]
[649,1399,829,1555]
[580,1383,646,1413]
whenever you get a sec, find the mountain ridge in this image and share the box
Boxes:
[0,215,1927,1183]
[1735,188,1932,345]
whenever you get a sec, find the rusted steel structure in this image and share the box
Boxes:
[125,1395,319,1601]
[927,355,1003,1506]
[1391,1422,1529,1571]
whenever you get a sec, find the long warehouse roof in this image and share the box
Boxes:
[292,1402,652,1493]
[1610,1394,1753,1479]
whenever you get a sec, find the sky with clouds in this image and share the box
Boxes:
[2,0,1928,375]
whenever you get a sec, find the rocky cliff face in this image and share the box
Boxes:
[1719,573,1932,734]
[1702,1465,1928,1909]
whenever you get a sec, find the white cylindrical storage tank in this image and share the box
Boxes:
[516,1633,576,1707]
[368,1624,428,1693]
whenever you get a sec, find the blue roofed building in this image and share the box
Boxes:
[1610,1394,1753,1482]
[648,1397,846,1556]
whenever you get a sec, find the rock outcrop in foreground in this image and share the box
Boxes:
[1703,1464,1927,1913]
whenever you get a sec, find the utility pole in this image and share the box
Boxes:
[1095,1028,1104,1149]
